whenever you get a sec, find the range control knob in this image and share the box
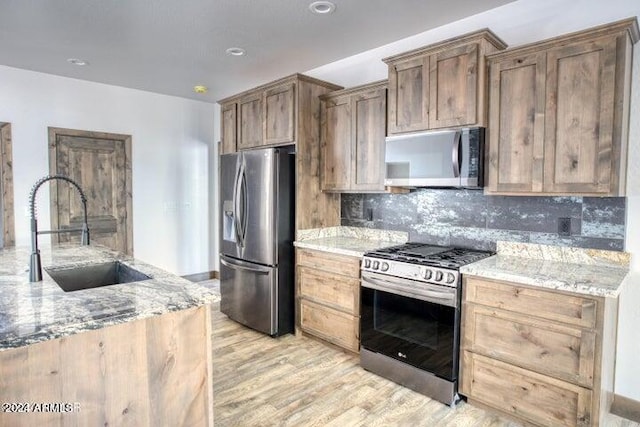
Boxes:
[363,258,371,269]
[373,261,380,270]
[446,273,456,284]
[435,271,443,282]
[381,262,389,272]
[423,269,433,280]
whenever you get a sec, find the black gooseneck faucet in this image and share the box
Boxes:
[29,175,90,282]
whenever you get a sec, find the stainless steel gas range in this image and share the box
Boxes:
[359,242,493,407]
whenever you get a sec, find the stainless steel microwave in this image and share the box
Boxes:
[384,127,485,188]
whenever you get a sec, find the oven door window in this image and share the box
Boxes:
[361,287,458,381]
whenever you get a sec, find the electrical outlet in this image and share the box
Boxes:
[558,217,571,236]
[365,208,374,221]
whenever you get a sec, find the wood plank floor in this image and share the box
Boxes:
[206,280,638,427]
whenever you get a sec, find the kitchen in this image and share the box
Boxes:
[1,0,640,426]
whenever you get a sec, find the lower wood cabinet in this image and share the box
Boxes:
[460,276,618,427]
[296,248,360,352]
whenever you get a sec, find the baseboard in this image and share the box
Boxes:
[611,394,640,423]
[182,271,219,282]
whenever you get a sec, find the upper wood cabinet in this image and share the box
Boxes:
[222,78,306,151]
[486,18,639,196]
[264,83,295,145]
[384,30,507,134]
[320,81,387,192]
[218,74,343,231]
[219,102,237,154]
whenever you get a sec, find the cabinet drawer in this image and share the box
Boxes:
[461,351,592,427]
[462,303,595,387]
[464,276,598,329]
[300,299,359,352]
[296,249,360,278]
[297,266,359,314]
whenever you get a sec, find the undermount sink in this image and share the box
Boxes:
[45,261,152,292]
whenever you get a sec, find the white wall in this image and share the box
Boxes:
[304,0,640,401]
[0,65,217,276]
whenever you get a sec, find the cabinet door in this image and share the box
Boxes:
[321,95,351,191]
[387,56,430,134]
[461,351,592,427]
[352,88,386,191]
[462,303,596,388]
[429,43,479,129]
[544,37,618,194]
[486,52,546,193]
[220,102,237,154]
[238,92,263,150]
[264,83,295,145]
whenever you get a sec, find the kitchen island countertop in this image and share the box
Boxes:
[0,244,219,351]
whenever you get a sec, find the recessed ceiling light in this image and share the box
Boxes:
[309,1,336,14]
[225,47,245,56]
[67,58,89,66]
[193,85,208,94]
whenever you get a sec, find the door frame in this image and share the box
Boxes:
[0,122,15,247]
[48,127,133,255]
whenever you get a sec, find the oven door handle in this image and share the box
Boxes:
[361,274,457,308]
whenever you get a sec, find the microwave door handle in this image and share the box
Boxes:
[452,131,462,178]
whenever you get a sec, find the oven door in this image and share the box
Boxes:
[360,271,460,381]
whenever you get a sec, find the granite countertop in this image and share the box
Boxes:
[0,244,220,351]
[293,226,408,257]
[460,241,630,297]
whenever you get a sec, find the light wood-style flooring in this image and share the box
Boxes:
[205,280,638,427]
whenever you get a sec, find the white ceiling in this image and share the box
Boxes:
[0,0,515,103]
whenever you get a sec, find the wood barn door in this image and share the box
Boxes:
[48,127,133,255]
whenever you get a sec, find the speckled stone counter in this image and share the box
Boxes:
[0,244,220,351]
[460,241,630,297]
[294,226,408,257]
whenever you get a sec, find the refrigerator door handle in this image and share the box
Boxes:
[240,165,248,245]
[220,256,271,274]
[233,160,244,247]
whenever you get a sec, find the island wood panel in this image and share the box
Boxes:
[320,94,352,190]
[486,52,546,193]
[297,265,360,313]
[462,351,592,427]
[296,248,360,277]
[0,122,15,247]
[220,102,237,154]
[429,43,478,128]
[238,92,263,150]
[295,79,341,230]
[543,37,617,194]
[300,299,359,353]
[353,87,387,191]
[0,305,213,427]
[387,56,430,134]
[49,127,133,256]
[462,303,596,388]
[264,83,295,146]
[463,276,598,329]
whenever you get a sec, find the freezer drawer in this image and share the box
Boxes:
[220,255,277,335]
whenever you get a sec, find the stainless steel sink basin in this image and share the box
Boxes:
[45,261,151,292]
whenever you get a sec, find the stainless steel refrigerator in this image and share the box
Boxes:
[219,147,295,336]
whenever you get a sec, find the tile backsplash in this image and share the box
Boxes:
[341,189,626,251]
